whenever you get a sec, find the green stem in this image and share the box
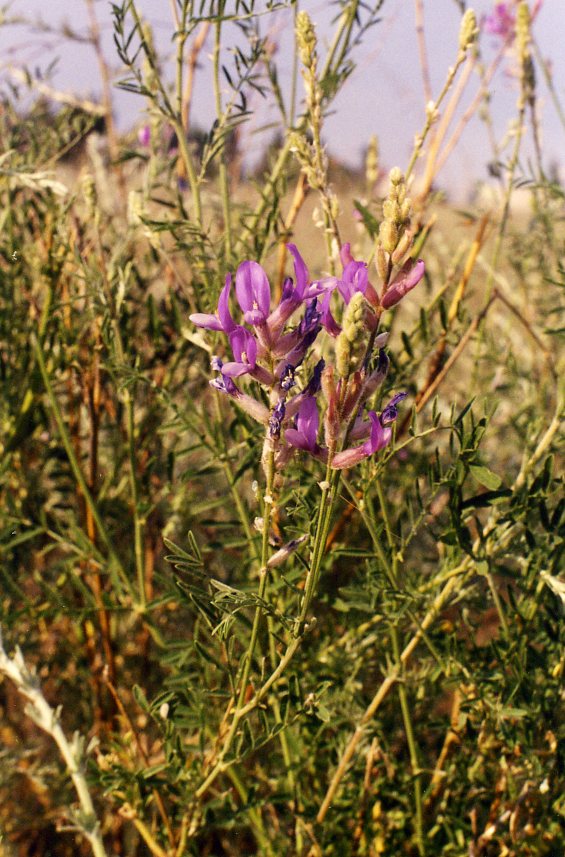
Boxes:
[375,480,425,855]
[128,2,204,232]
[390,628,425,856]
[109,320,146,608]
[406,50,468,182]
[532,37,565,133]
[34,337,131,599]
[213,12,233,263]
[298,463,339,631]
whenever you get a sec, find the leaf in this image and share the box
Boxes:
[352,199,379,237]
[469,465,502,490]
[461,488,512,509]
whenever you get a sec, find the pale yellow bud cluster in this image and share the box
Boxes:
[336,292,369,377]
[365,135,379,188]
[458,9,479,54]
[516,2,531,60]
[296,10,317,68]
[516,2,535,106]
[376,168,413,277]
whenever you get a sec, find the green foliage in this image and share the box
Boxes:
[0,2,563,856]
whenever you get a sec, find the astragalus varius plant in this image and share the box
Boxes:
[183,166,424,831]
[1,1,564,855]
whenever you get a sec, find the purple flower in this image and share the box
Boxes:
[210,369,270,425]
[331,411,391,470]
[190,275,236,333]
[138,124,151,147]
[483,3,515,37]
[279,364,296,392]
[319,290,341,336]
[235,260,271,326]
[381,259,425,309]
[267,244,329,335]
[338,259,368,304]
[286,397,321,454]
[380,392,408,424]
[269,400,286,439]
[222,326,258,377]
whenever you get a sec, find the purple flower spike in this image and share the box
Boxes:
[331,411,392,470]
[286,397,320,453]
[381,259,425,309]
[235,260,271,325]
[222,326,258,377]
[190,274,236,333]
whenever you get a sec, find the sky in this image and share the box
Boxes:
[1,1,564,199]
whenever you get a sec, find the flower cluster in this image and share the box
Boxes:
[191,172,424,475]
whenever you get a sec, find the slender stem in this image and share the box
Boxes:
[195,459,340,802]
[414,0,432,104]
[484,98,526,302]
[109,324,146,608]
[128,2,204,231]
[376,480,424,854]
[298,464,339,631]
[316,572,462,823]
[532,37,565,133]
[33,336,131,599]
[406,49,469,182]
[213,10,233,263]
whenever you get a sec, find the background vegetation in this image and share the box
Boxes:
[0,1,563,855]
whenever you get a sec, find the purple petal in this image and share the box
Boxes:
[229,326,257,367]
[210,375,239,396]
[381,259,425,309]
[286,396,319,452]
[269,400,286,439]
[286,243,309,300]
[189,312,225,331]
[338,260,368,305]
[320,291,341,337]
[217,274,236,333]
[365,411,389,454]
[221,361,253,378]
[235,260,271,322]
[331,411,391,470]
[340,242,354,267]
[380,392,407,425]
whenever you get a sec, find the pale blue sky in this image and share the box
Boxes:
[1,1,564,198]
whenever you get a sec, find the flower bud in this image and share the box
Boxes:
[389,166,403,186]
[516,2,530,60]
[379,221,398,255]
[296,11,317,67]
[459,9,478,53]
[337,293,368,377]
[391,230,414,265]
[365,135,379,187]
[376,246,390,280]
